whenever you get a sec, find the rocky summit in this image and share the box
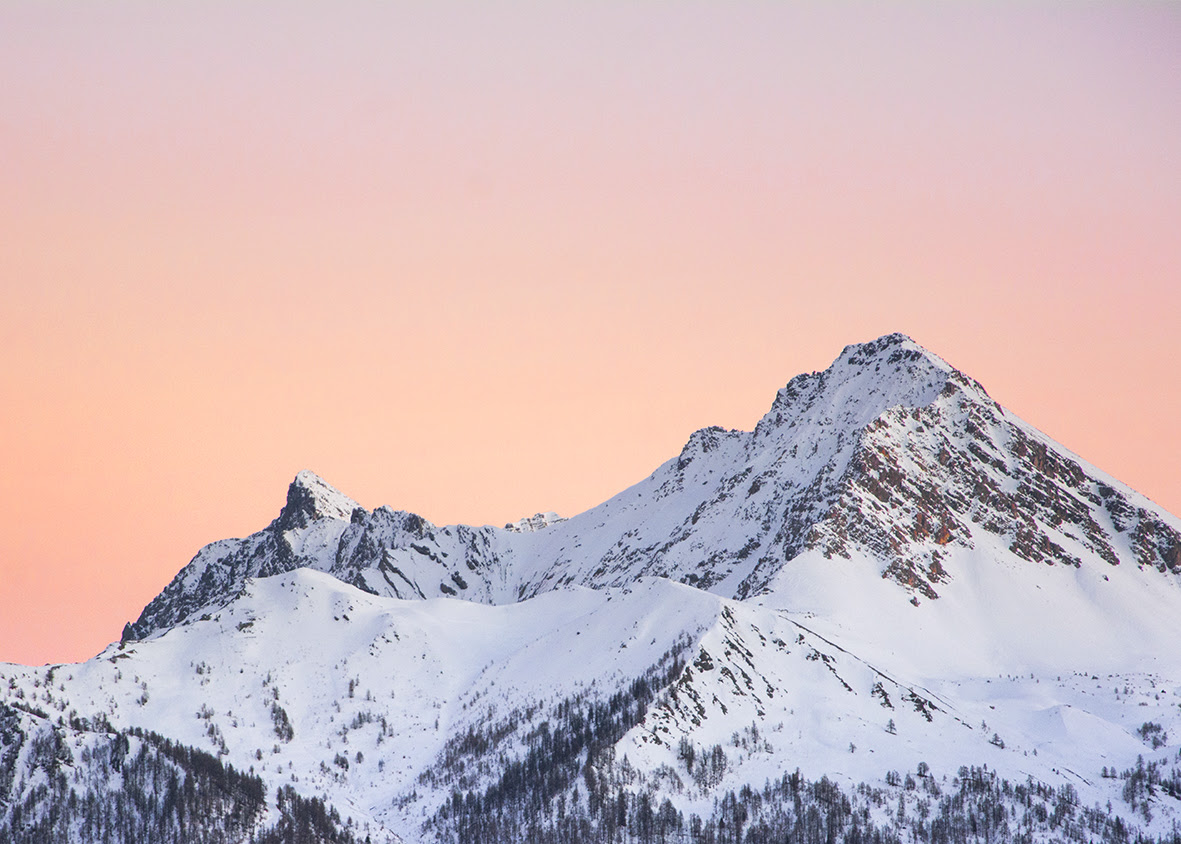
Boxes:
[5,333,1181,844]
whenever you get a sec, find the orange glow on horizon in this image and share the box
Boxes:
[2,4,1179,666]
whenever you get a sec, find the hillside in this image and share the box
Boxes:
[4,333,1181,843]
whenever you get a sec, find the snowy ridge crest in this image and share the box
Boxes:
[505,512,566,533]
[122,333,1181,644]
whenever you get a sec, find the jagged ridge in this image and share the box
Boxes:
[124,333,1181,642]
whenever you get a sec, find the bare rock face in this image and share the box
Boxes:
[802,357,1181,600]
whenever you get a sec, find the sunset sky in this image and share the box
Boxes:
[2,3,1179,666]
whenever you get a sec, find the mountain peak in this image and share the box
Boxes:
[755,333,952,438]
[835,331,942,367]
[274,470,364,531]
[831,333,998,401]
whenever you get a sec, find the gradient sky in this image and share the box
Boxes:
[2,3,1179,666]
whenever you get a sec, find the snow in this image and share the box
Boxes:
[4,333,1181,841]
[291,468,363,521]
[8,559,1180,837]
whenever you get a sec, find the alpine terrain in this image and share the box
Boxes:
[4,333,1181,844]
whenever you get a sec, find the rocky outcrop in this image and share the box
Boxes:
[805,369,1181,599]
[505,512,566,533]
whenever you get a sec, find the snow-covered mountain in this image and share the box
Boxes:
[5,333,1181,843]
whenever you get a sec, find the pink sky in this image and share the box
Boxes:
[2,4,1179,665]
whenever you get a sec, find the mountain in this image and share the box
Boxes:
[125,334,1181,655]
[5,333,1181,843]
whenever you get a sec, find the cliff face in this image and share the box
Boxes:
[810,366,1180,602]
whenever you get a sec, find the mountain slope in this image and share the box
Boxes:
[11,569,1181,841]
[6,332,1181,843]
[126,334,1181,647]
